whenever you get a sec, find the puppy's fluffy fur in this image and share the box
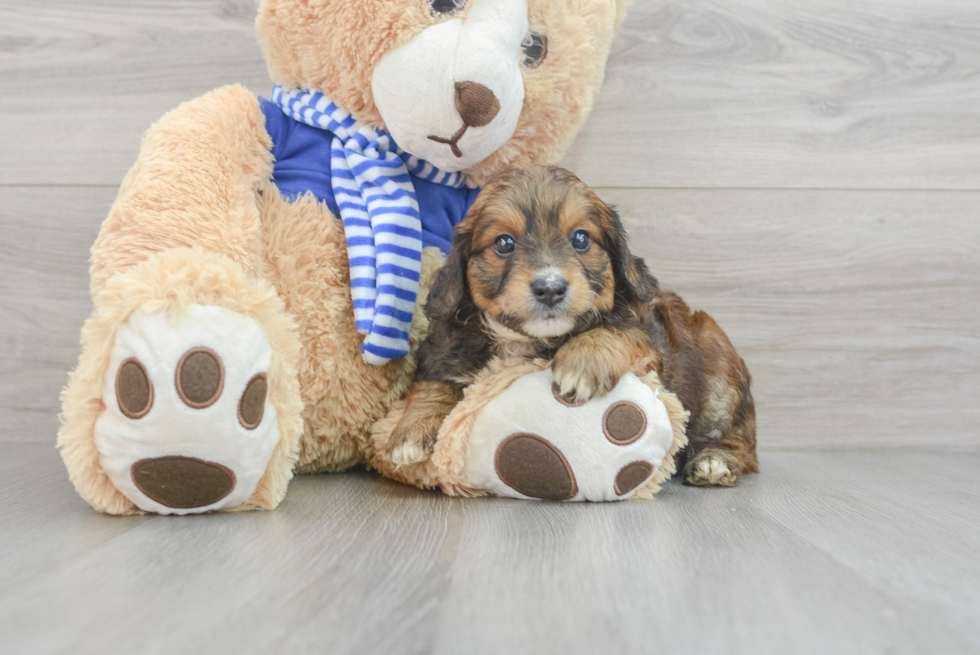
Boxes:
[389,166,758,486]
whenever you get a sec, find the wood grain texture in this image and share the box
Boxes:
[2,0,979,188]
[604,187,980,448]
[1,442,978,655]
[564,0,980,188]
[0,187,105,443]
[0,0,268,186]
[3,186,976,448]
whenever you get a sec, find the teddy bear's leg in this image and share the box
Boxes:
[458,370,687,501]
[370,363,690,501]
[59,86,303,514]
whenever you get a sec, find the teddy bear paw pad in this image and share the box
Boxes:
[494,433,578,501]
[94,305,279,514]
[466,370,676,501]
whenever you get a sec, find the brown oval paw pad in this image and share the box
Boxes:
[494,433,578,500]
[176,347,224,409]
[238,373,268,430]
[603,401,647,445]
[116,358,153,419]
[615,461,655,496]
[131,456,236,509]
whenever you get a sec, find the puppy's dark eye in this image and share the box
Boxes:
[521,33,548,69]
[430,0,465,16]
[493,234,516,257]
[570,229,592,253]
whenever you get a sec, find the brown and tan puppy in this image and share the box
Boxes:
[389,166,757,486]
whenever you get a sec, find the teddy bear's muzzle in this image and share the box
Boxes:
[371,0,528,170]
[130,456,237,510]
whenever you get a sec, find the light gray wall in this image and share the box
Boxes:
[1,0,977,446]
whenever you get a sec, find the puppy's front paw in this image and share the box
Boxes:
[387,422,438,467]
[387,382,459,467]
[552,343,622,404]
[684,449,741,487]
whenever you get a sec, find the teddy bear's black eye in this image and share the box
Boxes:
[430,0,465,16]
[570,229,592,253]
[493,234,516,257]
[521,33,548,69]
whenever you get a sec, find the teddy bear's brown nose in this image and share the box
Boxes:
[455,81,500,127]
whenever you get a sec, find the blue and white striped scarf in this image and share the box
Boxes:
[272,86,467,366]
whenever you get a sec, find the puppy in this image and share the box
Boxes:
[388,166,758,486]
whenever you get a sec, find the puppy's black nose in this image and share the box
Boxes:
[531,276,569,307]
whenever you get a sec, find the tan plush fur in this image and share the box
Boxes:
[633,371,689,499]
[90,85,273,296]
[257,0,431,125]
[259,186,444,473]
[61,0,632,512]
[463,0,627,186]
[369,359,687,498]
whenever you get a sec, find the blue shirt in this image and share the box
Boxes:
[260,98,480,254]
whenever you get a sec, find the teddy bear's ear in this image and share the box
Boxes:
[426,221,475,323]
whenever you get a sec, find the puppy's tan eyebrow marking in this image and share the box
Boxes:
[472,208,526,250]
[555,190,601,239]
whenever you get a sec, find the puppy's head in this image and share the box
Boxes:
[428,166,657,338]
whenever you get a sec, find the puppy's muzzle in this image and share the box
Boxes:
[531,275,569,308]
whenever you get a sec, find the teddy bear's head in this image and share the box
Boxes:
[257,0,629,185]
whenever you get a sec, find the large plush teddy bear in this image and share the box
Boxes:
[58,0,689,515]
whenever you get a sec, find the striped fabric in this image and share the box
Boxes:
[272,86,467,366]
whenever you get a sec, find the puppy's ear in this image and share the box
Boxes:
[426,220,474,322]
[602,205,659,305]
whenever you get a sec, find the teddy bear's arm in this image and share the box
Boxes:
[89,84,274,296]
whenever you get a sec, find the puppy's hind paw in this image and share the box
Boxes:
[684,449,741,487]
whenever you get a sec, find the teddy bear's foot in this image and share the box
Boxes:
[94,304,281,514]
[683,448,741,487]
[463,370,680,501]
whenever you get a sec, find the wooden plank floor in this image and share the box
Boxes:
[1,442,979,655]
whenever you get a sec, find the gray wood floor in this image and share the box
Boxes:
[2,442,979,655]
[2,1,979,653]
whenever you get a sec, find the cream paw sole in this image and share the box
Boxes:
[94,305,279,515]
[464,370,677,501]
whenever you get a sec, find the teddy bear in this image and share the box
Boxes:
[58,0,689,515]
